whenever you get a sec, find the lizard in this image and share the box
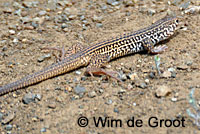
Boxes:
[0,15,181,96]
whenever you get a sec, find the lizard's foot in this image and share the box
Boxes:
[85,67,122,82]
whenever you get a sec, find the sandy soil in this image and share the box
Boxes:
[0,0,200,134]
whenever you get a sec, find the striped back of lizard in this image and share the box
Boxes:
[80,15,180,60]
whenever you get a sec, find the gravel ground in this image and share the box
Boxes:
[0,0,200,133]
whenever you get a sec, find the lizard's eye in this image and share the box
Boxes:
[175,19,179,23]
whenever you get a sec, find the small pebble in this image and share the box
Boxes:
[120,73,127,81]
[128,73,138,81]
[144,79,150,84]
[74,86,86,95]
[35,94,42,101]
[133,102,136,106]
[22,2,33,8]
[75,71,81,75]
[114,108,119,113]
[147,8,156,16]
[97,88,104,95]
[40,127,46,132]
[171,72,176,78]
[171,97,178,102]
[179,1,190,10]
[68,15,76,20]
[149,72,155,79]
[162,70,171,78]
[5,124,13,131]
[118,89,126,94]
[3,8,13,13]
[37,53,51,62]
[155,85,172,97]
[106,99,113,105]
[2,112,15,124]
[184,6,200,14]
[88,91,97,98]
[177,65,188,70]
[21,17,32,23]
[139,82,147,89]
[61,23,68,29]
[13,38,19,43]
[31,22,38,28]
[48,102,56,109]
[93,15,103,22]
[0,112,4,121]
[38,10,46,16]
[186,61,193,66]
[22,93,36,104]
[9,30,16,35]
[96,23,103,28]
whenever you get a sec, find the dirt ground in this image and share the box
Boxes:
[0,0,200,134]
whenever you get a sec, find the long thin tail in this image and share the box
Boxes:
[0,60,76,96]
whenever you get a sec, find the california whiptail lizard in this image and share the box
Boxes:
[0,15,180,96]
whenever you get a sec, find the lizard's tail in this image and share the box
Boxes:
[0,58,80,96]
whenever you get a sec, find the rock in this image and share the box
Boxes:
[107,0,120,6]
[38,10,46,16]
[88,91,97,98]
[31,22,39,28]
[127,83,133,90]
[128,73,138,81]
[97,88,104,95]
[13,38,19,43]
[171,72,176,78]
[147,8,156,16]
[184,6,200,14]
[75,71,81,75]
[118,89,126,94]
[40,128,46,132]
[114,108,119,113]
[61,23,68,29]
[22,2,34,8]
[2,112,15,124]
[120,73,127,81]
[74,86,86,95]
[5,124,13,131]
[65,85,72,92]
[9,30,16,35]
[144,79,150,84]
[179,1,190,10]
[186,61,193,66]
[93,15,103,22]
[80,15,85,20]
[3,8,13,13]
[0,112,4,121]
[155,85,172,97]
[139,82,147,89]
[105,99,113,105]
[37,53,51,62]
[13,2,23,9]
[48,102,56,109]
[68,15,76,20]
[177,64,188,70]
[35,94,42,101]
[96,23,103,28]
[22,93,36,104]
[21,17,32,24]
[149,72,155,79]
[162,70,171,78]
[171,97,178,102]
